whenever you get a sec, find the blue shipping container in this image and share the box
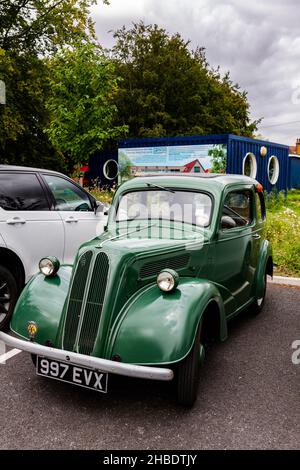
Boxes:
[118,134,289,192]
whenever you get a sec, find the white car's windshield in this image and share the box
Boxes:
[116,190,212,227]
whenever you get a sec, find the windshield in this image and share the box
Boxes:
[116,190,212,227]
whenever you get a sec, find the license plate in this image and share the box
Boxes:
[36,356,108,393]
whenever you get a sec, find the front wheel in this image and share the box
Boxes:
[0,265,18,330]
[176,322,204,407]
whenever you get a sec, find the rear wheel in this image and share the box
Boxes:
[252,272,267,315]
[176,322,204,407]
[0,265,18,330]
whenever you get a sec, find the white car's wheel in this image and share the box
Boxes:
[0,265,18,330]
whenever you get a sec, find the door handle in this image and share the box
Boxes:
[6,217,26,225]
[252,233,261,240]
[65,217,78,223]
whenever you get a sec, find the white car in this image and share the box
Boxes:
[0,165,108,329]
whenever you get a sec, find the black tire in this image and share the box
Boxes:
[252,272,267,315]
[176,322,204,407]
[0,265,18,330]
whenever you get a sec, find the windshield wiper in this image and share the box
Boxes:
[146,183,175,193]
[96,222,158,248]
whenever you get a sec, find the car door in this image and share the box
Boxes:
[213,187,257,315]
[0,171,64,282]
[42,174,106,264]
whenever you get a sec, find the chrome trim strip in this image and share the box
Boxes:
[0,333,174,381]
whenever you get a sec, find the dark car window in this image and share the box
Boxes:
[222,190,253,228]
[44,174,93,212]
[116,190,212,227]
[0,173,49,211]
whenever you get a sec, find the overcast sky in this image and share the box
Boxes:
[91,0,300,146]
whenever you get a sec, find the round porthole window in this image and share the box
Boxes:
[267,156,280,185]
[243,153,257,178]
[103,159,119,180]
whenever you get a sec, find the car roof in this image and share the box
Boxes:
[0,164,66,178]
[121,173,259,191]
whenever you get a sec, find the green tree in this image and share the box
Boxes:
[0,48,65,169]
[119,151,133,181]
[0,0,103,54]
[111,22,259,139]
[45,43,127,167]
[209,145,227,173]
[0,0,109,170]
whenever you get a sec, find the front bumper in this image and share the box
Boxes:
[0,332,174,382]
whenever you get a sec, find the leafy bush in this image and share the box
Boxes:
[266,208,300,277]
[264,190,286,211]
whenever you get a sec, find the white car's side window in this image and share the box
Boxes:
[43,175,93,212]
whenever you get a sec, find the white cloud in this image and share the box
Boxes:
[92,0,300,145]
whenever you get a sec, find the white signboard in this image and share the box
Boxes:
[118,143,227,180]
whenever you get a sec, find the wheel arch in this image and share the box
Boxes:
[266,255,273,278]
[201,298,224,345]
[107,278,228,365]
[254,240,273,299]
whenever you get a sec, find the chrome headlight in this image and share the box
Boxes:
[157,269,179,293]
[39,257,60,277]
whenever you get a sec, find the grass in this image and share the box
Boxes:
[265,189,300,277]
[89,186,300,278]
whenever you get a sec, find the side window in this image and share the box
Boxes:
[255,192,266,222]
[43,175,93,212]
[0,173,49,211]
[222,190,253,229]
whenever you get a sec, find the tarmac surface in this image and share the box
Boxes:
[0,284,299,450]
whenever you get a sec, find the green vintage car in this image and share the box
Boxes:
[0,174,273,406]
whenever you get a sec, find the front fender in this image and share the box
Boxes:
[106,278,226,365]
[10,266,72,345]
[254,240,273,299]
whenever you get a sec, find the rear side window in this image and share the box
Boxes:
[43,175,93,212]
[0,173,49,211]
[255,192,266,222]
[222,190,253,228]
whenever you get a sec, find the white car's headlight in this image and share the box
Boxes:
[157,269,179,293]
[39,257,60,277]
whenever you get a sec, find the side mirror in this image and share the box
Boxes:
[94,200,104,214]
[221,215,236,230]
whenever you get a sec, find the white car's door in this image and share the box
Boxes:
[42,174,107,264]
[0,172,64,282]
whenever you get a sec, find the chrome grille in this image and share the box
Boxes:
[78,252,109,355]
[63,251,92,351]
[63,251,109,355]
